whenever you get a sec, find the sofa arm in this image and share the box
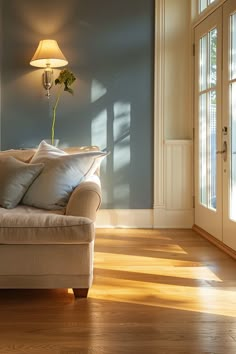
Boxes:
[66,175,102,222]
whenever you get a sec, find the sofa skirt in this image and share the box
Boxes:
[0,242,94,289]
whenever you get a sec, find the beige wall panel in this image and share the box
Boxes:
[164,0,192,139]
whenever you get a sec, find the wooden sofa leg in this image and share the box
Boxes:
[73,288,89,298]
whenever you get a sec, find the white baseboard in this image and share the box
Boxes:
[153,208,194,228]
[96,208,194,229]
[96,209,153,228]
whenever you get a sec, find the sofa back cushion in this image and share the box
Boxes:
[0,145,99,163]
[0,149,35,162]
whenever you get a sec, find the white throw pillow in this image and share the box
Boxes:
[30,140,66,162]
[22,140,107,210]
[0,157,44,209]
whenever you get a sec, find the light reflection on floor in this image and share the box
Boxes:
[87,229,236,318]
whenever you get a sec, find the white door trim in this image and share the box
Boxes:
[153,0,165,213]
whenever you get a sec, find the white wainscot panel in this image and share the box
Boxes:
[154,140,194,228]
[165,140,193,210]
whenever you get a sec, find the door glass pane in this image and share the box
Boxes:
[209,90,217,209]
[199,28,217,211]
[230,13,236,80]
[229,13,236,221]
[229,81,236,221]
[200,35,207,91]
[210,28,217,87]
[199,93,207,206]
[200,0,207,13]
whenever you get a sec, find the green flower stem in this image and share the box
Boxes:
[51,84,63,145]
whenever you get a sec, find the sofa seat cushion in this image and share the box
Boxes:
[0,213,94,245]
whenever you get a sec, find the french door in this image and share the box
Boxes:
[195,0,236,250]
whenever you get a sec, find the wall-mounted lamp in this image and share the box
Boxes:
[30,39,68,98]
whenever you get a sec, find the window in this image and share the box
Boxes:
[199,0,216,13]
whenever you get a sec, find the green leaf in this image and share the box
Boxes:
[51,68,76,142]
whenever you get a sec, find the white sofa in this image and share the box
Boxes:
[0,142,104,298]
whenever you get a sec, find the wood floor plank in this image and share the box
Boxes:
[0,229,236,353]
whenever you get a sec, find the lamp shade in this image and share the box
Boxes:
[30,39,68,68]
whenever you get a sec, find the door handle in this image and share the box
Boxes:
[216,141,227,162]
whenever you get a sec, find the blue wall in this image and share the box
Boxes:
[1,0,154,209]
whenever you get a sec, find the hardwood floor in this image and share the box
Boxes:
[0,228,236,354]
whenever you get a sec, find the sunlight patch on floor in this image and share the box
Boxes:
[90,277,236,317]
[143,245,188,254]
[95,252,222,281]
[96,238,187,254]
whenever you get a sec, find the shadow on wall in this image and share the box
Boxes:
[91,80,131,209]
